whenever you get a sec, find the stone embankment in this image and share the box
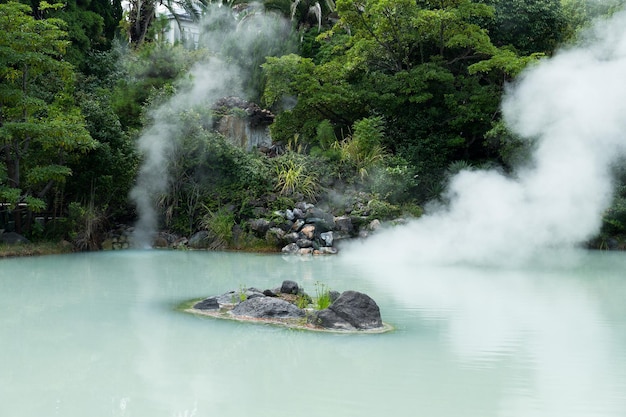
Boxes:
[249,201,387,255]
[102,200,400,254]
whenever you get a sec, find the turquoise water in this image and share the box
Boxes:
[0,249,624,417]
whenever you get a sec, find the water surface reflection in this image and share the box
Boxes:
[0,250,624,416]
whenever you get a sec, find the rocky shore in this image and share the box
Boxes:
[102,198,405,254]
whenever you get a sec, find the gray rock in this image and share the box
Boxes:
[231,297,305,319]
[248,218,271,235]
[281,243,300,254]
[296,238,313,248]
[188,230,227,250]
[328,291,383,329]
[305,207,335,230]
[265,227,285,246]
[0,232,30,244]
[292,208,305,219]
[320,231,333,246]
[295,202,314,212]
[153,236,169,248]
[280,280,299,294]
[194,297,219,310]
[216,288,264,306]
[308,309,356,330]
[188,231,210,248]
[291,219,305,232]
[283,232,299,244]
[334,216,354,235]
[328,290,341,303]
[368,219,382,231]
[300,224,315,239]
[316,246,338,255]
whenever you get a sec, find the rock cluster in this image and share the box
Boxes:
[101,225,134,250]
[248,201,380,255]
[212,96,275,128]
[101,192,399,253]
[190,280,386,332]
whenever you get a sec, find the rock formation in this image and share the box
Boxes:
[188,280,388,333]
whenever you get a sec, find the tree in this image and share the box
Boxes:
[125,0,209,46]
[476,0,567,55]
[263,0,543,200]
[0,1,96,233]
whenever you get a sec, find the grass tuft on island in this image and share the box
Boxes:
[0,241,74,258]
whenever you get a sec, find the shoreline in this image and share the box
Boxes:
[184,306,394,334]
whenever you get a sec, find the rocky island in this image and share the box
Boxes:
[185,280,391,333]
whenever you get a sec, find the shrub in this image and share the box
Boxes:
[367,156,418,204]
[365,198,402,220]
[335,116,387,180]
[199,206,235,245]
[314,282,332,310]
[273,154,319,201]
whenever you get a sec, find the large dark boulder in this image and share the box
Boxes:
[308,308,356,330]
[305,207,335,232]
[0,232,30,244]
[194,297,219,310]
[214,288,264,306]
[248,219,271,236]
[326,291,383,330]
[188,231,227,250]
[281,243,300,254]
[280,280,299,294]
[231,297,305,319]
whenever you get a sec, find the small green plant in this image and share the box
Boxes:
[335,116,387,180]
[200,205,235,244]
[231,284,248,304]
[239,284,248,302]
[287,133,307,153]
[273,156,319,201]
[314,282,332,310]
[295,293,310,309]
[366,198,402,220]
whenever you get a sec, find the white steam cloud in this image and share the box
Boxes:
[130,6,291,247]
[348,10,626,266]
[130,59,241,247]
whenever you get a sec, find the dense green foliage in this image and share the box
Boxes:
[1,0,625,248]
[0,1,97,234]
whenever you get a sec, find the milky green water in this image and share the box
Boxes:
[0,249,624,417]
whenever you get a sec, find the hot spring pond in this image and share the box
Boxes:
[1,249,625,417]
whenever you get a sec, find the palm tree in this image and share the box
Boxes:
[289,0,335,31]
[127,0,211,46]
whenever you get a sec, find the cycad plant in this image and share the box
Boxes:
[290,0,336,30]
[336,116,387,180]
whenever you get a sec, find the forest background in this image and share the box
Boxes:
[1,0,625,252]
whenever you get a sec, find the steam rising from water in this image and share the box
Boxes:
[130,6,291,247]
[130,58,241,247]
[350,10,626,266]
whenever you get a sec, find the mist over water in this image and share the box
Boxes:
[130,5,291,247]
[348,10,626,266]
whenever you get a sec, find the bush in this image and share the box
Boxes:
[200,206,235,245]
[367,156,418,204]
[364,198,402,220]
[272,153,320,201]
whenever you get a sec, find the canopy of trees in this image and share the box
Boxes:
[1,0,625,246]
